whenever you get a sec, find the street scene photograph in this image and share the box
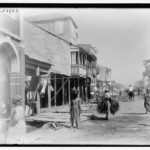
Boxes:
[0,7,150,145]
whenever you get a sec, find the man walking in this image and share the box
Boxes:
[129,85,134,101]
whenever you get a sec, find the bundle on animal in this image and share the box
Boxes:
[97,99,119,115]
[110,99,119,115]
[97,99,108,114]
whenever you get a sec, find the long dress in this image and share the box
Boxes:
[70,98,81,128]
[6,105,26,144]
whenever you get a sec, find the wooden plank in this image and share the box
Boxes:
[36,66,40,76]
[36,90,40,115]
[54,74,57,107]
[78,51,80,65]
[68,77,70,105]
[78,77,80,97]
[51,78,69,102]
[48,74,51,108]
[85,86,88,103]
[62,76,64,106]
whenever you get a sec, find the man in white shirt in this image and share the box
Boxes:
[129,85,134,101]
[129,85,133,92]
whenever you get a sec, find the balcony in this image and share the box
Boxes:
[87,68,97,77]
[71,64,86,76]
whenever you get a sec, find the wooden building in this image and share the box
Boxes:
[24,14,75,113]
[70,44,97,102]
[24,13,98,114]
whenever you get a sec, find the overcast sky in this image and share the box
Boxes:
[23,8,150,87]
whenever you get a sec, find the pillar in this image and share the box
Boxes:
[54,74,57,107]
[62,76,64,106]
[48,73,51,109]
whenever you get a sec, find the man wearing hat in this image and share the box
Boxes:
[70,88,81,129]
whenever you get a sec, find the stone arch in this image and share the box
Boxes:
[0,36,20,115]
[0,37,20,73]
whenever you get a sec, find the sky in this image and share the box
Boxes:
[22,8,150,87]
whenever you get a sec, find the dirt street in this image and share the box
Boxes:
[26,96,150,145]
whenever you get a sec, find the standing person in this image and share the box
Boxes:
[6,95,26,144]
[137,88,140,96]
[104,90,111,120]
[129,85,134,101]
[143,89,150,114]
[70,89,81,129]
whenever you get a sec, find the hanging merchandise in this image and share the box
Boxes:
[41,78,48,94]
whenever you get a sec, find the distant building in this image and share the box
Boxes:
[96,65,111,81]
[96,65,112,92]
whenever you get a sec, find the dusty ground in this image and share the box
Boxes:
[26,96,150,145]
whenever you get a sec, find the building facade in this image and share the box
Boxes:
[25,13,97,109]
[0,9,25,143]
[96,65,112,93]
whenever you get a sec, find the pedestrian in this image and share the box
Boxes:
[103,90,111,120]
[128,85,134,101]
[6,95,26,144]
[137,88,140,96]
[70,89,81,129]
[143,89,150,114]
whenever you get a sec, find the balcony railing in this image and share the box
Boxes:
[71,64,86,76]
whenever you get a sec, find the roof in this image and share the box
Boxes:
[96,65,111,72]
[24,21,53,65]
[26,13,78,28]
[25,46,53,65]
[78,44,97,59]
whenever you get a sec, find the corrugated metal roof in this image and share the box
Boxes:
[26,13,78,28]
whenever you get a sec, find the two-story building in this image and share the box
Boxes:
[24,13,97,111]
[24,13,78,112]
[70,44,97,101]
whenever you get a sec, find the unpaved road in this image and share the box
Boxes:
[26,96,150,145]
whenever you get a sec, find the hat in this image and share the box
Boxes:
[12,95,23,105]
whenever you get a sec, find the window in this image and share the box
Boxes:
[71,52,76,65]
[55,21,64,34]
[71,52,78,65]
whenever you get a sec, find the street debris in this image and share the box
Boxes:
[42,122,63,130]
